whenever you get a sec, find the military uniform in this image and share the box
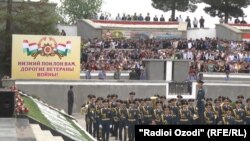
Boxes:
[221,98,232,118]
[93,100,102,139]
[233,100,245,125]
[86,102,95,135]
[176,95,183,107]
[143,98,154,125]
[196,81,205,124]
[204,103,216,125]
[223,110,235,125]
[100,100,113,141]
[160,96,167,109]
[118,101,128,141]
[137,102,144,125]
[162,106,174,125]
[245,98,250,125]
[111,100,120,140]
[237,95,245,109]
[109,94,118,137]
[127,102,139,141]
[168,99,179,124]
[153,106,163,125]
[179,101,192,125]
[188,99,199,124]
[212,99,222,124]
[82,95,91,133]
[127,92,136,107]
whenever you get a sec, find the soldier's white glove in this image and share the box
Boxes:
[99,125,102,128]
[125,126,128,128]
[109,125,112,128]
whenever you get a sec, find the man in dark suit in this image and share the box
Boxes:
[68,85,74,115]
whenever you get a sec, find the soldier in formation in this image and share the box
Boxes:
[81,92,250,141]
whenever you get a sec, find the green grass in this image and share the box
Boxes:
[22,96,54,129]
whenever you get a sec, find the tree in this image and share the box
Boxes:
[151,0,200,21]
[0,1,59,74]
[202,0,250,23]
[59,0,103,25]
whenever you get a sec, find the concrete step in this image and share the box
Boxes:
[30,124,64,141]
[201,73,250,81]
[54,136,64,141]
[42,130,53,137]
[0,118,17,141]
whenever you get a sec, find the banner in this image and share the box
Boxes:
[12,34,81,80]
[102,29,182,39]
[242,33,250,41]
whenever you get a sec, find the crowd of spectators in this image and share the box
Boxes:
[81,37,250,80]
[97,13,248,29]
[99,13,206,28]
[219,16,248,24]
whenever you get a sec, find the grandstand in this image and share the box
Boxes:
[77,19,187,40]
[216,23,250,41]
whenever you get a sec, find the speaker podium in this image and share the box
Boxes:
[143,59,191,81]
[0,89,15,117]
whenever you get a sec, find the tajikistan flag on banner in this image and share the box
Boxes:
[23,40,38,56]
[57,43,67,56]
[56,41,71,56]
[23,40,29,53]
[66,41,71,54]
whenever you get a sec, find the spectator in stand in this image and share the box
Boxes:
[229,16,234,24]
[168,17,172,21]
[127,14,132,21]
[99,14,105,20]
[140,68,147,80]
[199,16,205,28]
[114,67,121,80]
[138,14,144,21]
[116,13,121,21]
[228,17,234,24]
[175,17,179,22]
[92,12,98,20]
[178,15,183,22]
[122,14,127,20]
[240,17,247,24]
[219,16,224,24]
[98,67,107,80]
[85,68,92,79]
[225,62,230,80]
[129,68,138,80]
[61,29,66,36]
[234,17,240,24]
[193,17,198,28]
[185,16,191,28]
[80,37,250,76]
[153,15,158,22]
[207,60,215,72]
[105,13,112,20]
[133,13,138,21]
[145,13,151,21]
[160,14,165,22]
